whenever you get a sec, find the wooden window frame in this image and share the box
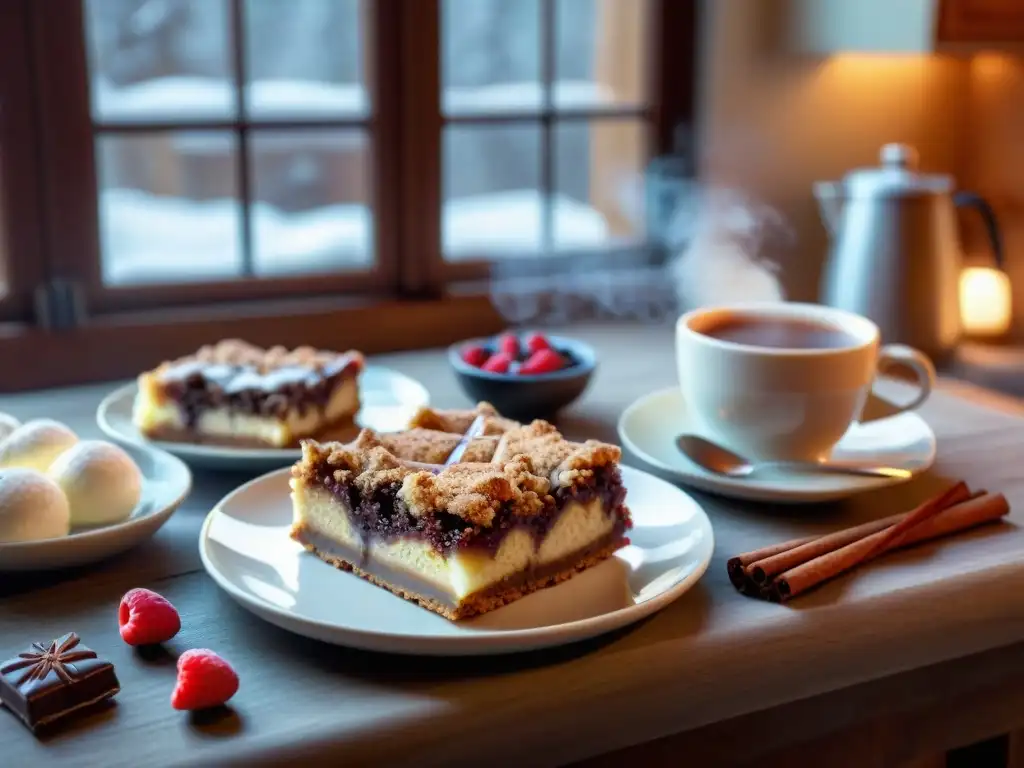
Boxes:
[0,0,698,392]
[0,0,48,326]
[27,0,399,315]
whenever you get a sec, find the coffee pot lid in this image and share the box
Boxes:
[844,143,953,197]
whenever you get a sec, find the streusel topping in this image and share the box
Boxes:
[293,404,623,526]
[152,339,364,379]
[377,428,499,465]
[492,420,621,481]
[408,402,519,436]
[402,456,549,526]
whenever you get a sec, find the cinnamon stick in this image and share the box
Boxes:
[746,514,901,586]
[891,492,1009,549]
[726,535,820,590]
[770,492,1009,602]
[746,482,971,585]
[860,481,970,559]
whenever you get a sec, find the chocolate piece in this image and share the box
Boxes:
[0,633,120,732]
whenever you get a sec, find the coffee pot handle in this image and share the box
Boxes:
[953,191,1005,270]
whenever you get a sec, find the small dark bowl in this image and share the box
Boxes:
[448,334,597,421]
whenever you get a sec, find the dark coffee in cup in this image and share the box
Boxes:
[698,315,859,350]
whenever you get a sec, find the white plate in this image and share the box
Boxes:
[96,365,430,472]
[198,465,714,655]
[618,387,936,504]
[0,442,192,571]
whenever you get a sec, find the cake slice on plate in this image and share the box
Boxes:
[133,339,363,449]
[288,402,632,620]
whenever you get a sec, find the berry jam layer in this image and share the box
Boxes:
[290,476,631,619]
[311,461,630,556]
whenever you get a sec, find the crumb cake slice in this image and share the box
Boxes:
[133,339,364,448]
[289,402,633,619]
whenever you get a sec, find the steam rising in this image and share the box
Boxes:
[488,175,791,326]
[667,185,790,309]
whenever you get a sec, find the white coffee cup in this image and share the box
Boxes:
[676,302,936,462]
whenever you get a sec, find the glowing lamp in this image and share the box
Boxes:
[959,266,1012,337]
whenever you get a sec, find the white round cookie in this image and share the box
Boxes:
[0,467,71,543]
[0,419,78,473]
[0,412,20,442]
[47,440,142,527]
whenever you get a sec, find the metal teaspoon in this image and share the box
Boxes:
[675,434,912,480]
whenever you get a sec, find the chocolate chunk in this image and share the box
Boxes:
[0,632,120,732]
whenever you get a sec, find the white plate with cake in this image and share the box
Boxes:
[198,404,714,655]
[97,340,430,472]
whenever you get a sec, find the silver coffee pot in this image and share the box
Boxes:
[817,143,1004,361]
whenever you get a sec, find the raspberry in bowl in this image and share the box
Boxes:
[448,332,596,420]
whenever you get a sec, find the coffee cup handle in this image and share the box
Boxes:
[873,344,937,415]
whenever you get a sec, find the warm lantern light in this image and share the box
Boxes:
[960,266,1012,336]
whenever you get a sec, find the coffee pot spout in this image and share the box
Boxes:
[813,180,845,238]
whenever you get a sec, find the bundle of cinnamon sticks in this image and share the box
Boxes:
[728,482,1010,602]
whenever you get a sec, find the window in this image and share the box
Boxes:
[0,0,697,391]
[85,0,376,288]
[440,0,649,261]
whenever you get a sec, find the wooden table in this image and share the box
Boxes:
[4,323,1024,768]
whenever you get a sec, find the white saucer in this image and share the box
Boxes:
[0,442,192,571]
[198,464,714,656]
[618,387,936,504]
[97,365,430,472]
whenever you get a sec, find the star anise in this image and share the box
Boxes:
[1,633,96,689]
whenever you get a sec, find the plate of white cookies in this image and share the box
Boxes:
[0,414,192,571]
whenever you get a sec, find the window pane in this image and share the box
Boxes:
[554,119,646,250]
[441,0,542,116]
[96,132,243,285]
[244,0,368,120]
[249,130,372,276]
[85,0,235,122]
[555,0,649,109]
[442,124,542,259]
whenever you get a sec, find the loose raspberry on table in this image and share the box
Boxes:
[118,588,181,646]
[171,649,240,711]
[520,348,566,375]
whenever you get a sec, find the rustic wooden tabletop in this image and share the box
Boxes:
[4,323,1024,768]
